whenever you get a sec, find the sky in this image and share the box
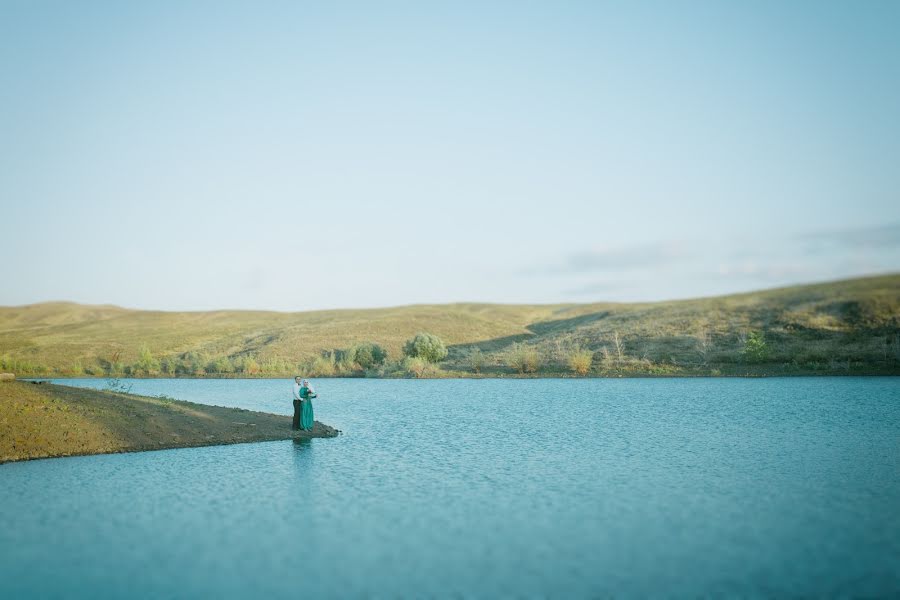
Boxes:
[1,0,898,311]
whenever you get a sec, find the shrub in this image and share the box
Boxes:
[507,343,540,373]
[335,349,358,374]
[567,349,593,376]
[160,357,178,375]
[402,356,430,378]
[695,328,713,365]
[403,333,448,363]
[351,343,388,369]
[260,356,290,374]
[468,348,485,373]
[85,364,106,376]
[67,361,85,376]
[237,356,260,375]
[613,331,625,364]
[205,356,234,374]
[135,345,161,375]
[598,346,613,369]
[308,353,336,377]
[743,331,770,363]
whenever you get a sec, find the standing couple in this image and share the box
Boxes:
[292,377,317,431]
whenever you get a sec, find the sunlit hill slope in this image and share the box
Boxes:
[0,275,897,377]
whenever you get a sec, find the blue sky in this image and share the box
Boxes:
[1,1,898,311]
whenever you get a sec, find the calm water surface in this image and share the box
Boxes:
[1,377,898,597]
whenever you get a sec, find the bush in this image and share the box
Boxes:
[0,355,40,374]
[743,331,770,363]
[351,343,388,369]
[134,345,161,375]
[403,333,448,363]
[507,343,540,373]
[260,356,291,375]
[401,356,430,378]
[66,361,85,376]
[85,364,106,376]
[308,353,336,377]
[205,356,234,374]
[182,352,206,375]
[468,348,485,373]
[567,349,593,375]
[234,356,260,375]
[160,357,178,375]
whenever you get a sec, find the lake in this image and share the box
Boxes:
[1,377,898,597]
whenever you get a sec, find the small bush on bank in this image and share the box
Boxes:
[567,348,594,375]
[232,356,260,375]
[308,352,337,377]
[403,333,448,363]
[205,356,234,374]
[507,343,540,373]
[260,356,291,375]
[0,355,51,376]
[350,343,388,369]
[743,331,770,363]
[135,345,161,375]
[66,361,85,376]
[402,356,431,377]
[468,348,485,373]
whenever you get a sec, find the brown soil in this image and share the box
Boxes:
[0,381,338,464]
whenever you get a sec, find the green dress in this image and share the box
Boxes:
[299,386,316,431]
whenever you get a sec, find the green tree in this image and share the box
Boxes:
[743,331,769,363]
[179,352,205,375]
[206,356,234,374]
[235,356,260,375]
[160,356,178,375]
[351,343,388,369]
[403,332,448,363]
[135,345,161,375]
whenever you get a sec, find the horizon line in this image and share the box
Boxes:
[2,272,896,316]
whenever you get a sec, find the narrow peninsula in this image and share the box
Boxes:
[0,380,337,464]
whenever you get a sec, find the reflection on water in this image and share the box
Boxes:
[1,377,899,597]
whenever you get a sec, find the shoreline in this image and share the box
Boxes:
[0,381,338,465]
[17,368,900,381]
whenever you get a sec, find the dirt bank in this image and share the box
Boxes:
[0,381,338,464]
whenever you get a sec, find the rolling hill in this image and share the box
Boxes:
[1,274,898,377]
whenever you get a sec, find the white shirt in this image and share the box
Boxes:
[292,381,301,400]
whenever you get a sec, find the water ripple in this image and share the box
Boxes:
[1,377,898,597]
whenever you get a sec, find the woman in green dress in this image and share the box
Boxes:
[299,379,317,431]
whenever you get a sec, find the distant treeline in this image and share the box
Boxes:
[4,328,898,378]
[1,334,449,378]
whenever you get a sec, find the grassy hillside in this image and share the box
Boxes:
[0,380,338,463]
[1,274,898,377]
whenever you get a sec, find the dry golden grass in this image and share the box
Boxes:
[0,274,897,376]
[0,381,337,463]
[0,381,125,462]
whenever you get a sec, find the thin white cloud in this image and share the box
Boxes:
[539,223,900,301]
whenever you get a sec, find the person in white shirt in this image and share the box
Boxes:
[291,376,303,430]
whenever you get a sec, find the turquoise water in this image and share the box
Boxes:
[1,377,898,597]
